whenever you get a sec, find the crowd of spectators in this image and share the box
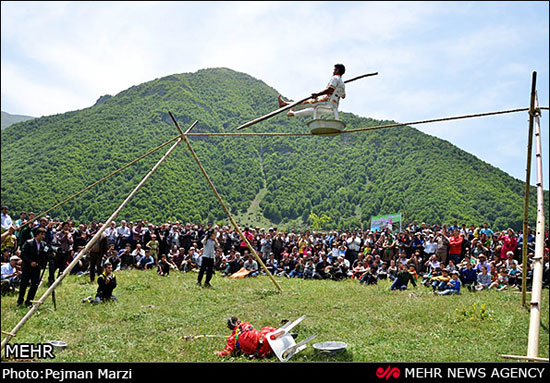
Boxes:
[2,205,550,295]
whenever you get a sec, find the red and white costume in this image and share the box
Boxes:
[217,322,277,358]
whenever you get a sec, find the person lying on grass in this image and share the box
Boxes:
[216,316,277,359]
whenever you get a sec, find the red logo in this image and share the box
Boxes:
[376,366,401,380]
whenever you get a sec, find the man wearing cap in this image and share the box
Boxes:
[1,255,21,294]
[216,316,277,359]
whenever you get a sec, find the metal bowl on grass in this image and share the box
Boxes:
[48,340,68,350]
[313,341,347,354]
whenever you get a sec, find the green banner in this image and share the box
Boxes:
[370,213,402,232]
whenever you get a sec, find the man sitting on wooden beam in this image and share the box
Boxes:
[278,64,346,118]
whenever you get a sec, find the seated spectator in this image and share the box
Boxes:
[83,263,117,304]
[489,267,509,291]
[265,253,279,276]
[303,258,315,279]
[507,262,522,288]
[377,262,389,280]
[288,258,304,278]
[137,250,155,270]
[430,269,451,292]
[118,244,134,270]
[390,263,417,290]
[158,254,171,276]
[474,265,492,290]
[437,271,461,295]
[459,262,477,291]
[359,262,378,285]
[1,255,21,294]
[387,259,398,281]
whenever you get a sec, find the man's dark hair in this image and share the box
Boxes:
[35,227,47,236]
[335,63,345,75]
[227,316,239,330]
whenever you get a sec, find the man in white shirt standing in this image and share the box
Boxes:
[1,206,13,234]
[278,64,346,118]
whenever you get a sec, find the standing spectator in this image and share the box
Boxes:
[1,225,17,256]
[104,222,118,248]
[50,221,73,284]
[435,231,449,264]
[89,227,108,283]
[498,229,518,261]
[197,230,217,287]
[132,220,145,248]
[146,234,160,265]
[18,212,35,249]
[448,230,463,265]
[115,220,130,250]
[1,206,13,234]
[17,227,47,307]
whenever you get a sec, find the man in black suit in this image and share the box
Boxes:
[17,227,48,307]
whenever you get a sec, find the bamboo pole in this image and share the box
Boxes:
[1,136,183,351]
[527,91,545,360]
[15,134,182,230]
[522,72,537,306]
[169,113,282,292]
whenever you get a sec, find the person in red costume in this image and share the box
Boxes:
[216,316,277,358]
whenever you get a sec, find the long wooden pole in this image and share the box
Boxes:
[169,113,282,292]
[522,71,537,306]
[527,91,545,359]
[236,72,378,131]
[1,136,183,351]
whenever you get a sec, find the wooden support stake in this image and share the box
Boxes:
[1,331,16,337]
[170,113,282,291]
[1,136,183,352]
[501,354,549,362]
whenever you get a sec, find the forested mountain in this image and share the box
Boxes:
[1,68,546,230]
[1,111,34,130]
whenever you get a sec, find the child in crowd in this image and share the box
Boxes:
[437,271,461,295]
[475,265,492,290]
[489,267,509,291]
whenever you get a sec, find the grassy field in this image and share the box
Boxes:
[1,269,548,362]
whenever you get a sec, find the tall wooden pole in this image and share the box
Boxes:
[527,91,545,359]
[522,72,537,306]
[169,112,282,292]
[1,136,183,351]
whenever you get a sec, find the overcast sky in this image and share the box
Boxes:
[1,1,548,184]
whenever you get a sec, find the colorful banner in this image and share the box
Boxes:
[370,213,402,232]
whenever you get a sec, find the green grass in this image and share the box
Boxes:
[1,270,548,362]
